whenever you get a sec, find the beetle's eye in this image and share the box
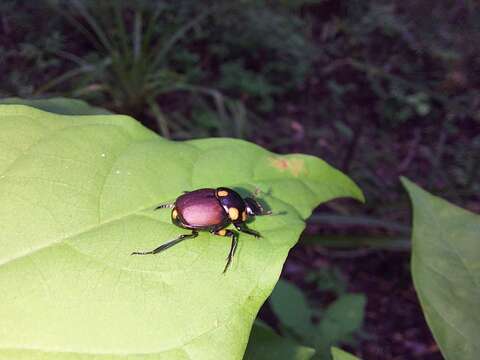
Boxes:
[245,197,263,216]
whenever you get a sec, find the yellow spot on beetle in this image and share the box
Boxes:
[228,207,239,220]
[217,229,227,236]
[172,209,178,219]
[217,190,229,197]
[242,211,247,222]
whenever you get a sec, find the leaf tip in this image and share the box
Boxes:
[400,176,425,203]
[353,185,366,204]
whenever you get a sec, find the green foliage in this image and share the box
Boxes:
[245,321,315,360]
[403,178,480,360]
[0,103,362,359]
[204,2,314,111]
[219,60,278,112]
[305,267,348,295]
[1,0,315,139]
[41,1,210,121]
[269,279,366,359]
[314,295,366,358]
[270,280,315,338]
[331,347,361,360]
[304,0,480,211]
[0,1,66,97]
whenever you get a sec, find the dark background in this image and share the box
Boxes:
[1,1,479,358]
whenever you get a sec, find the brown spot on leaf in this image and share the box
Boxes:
[269,157,306,176]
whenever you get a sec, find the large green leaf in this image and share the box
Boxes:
[403,178,480,360]
[244,321,315,360]
[0,104,363,359]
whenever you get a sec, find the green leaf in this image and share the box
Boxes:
[0,97,112,115]
[306,267,347,296]
[402,178,480,360]
[331,347,361,360]
[244,321,315,360]
[315,294,366,358]
[270,279,314,338]
[0,104,363,359]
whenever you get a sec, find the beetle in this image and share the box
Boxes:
[131,187,271,273]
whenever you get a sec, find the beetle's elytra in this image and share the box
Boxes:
[132,187,271,273]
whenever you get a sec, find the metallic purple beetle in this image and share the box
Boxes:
[132,187,271,272]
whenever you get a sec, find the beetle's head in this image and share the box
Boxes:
[244,197,272,216]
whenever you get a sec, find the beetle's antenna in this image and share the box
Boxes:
[155,203,175,210]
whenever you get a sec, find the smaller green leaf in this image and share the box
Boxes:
[331,347,361,360]
[270,279,314,338]
[402,177,480,360]
[315,294,366,357]
[244,321,315,360]
[306,267,347,295]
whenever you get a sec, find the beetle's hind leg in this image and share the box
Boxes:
[213,229,238,273]
[131,230,198,255]
[234,223,261,238]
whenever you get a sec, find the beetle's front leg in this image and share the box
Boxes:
[234,223,261,238]
[213,228,238,273]
[155,203,175,210]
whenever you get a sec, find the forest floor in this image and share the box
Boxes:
[286,248,442,359]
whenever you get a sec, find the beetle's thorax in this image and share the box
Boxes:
[214,187,248,223]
